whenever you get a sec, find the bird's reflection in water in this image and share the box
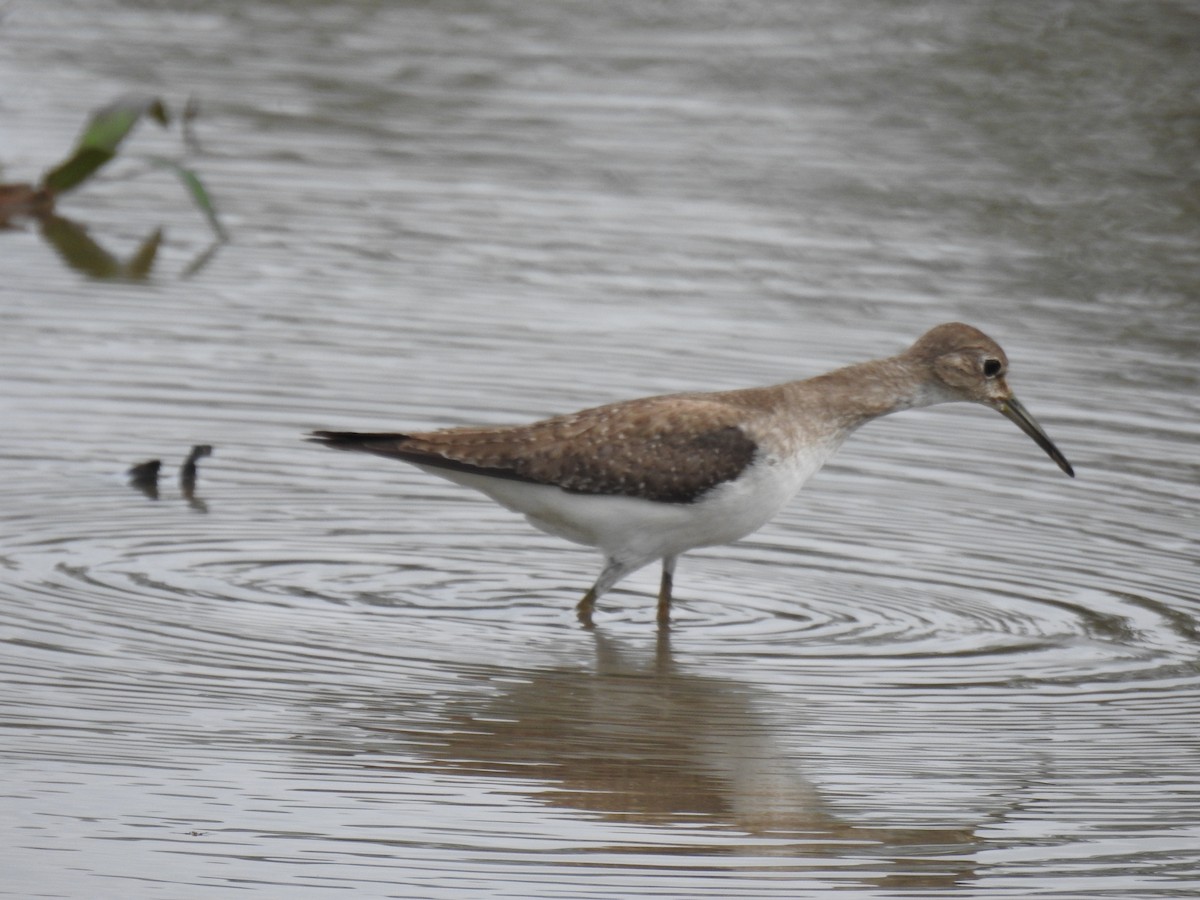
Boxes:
[338,629,977,888]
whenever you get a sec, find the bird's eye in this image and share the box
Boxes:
[983,358,1002,377]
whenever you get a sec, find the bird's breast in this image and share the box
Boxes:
[683,436,844,547]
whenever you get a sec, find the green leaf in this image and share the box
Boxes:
[145,156,228,241]
[42,95,170,193]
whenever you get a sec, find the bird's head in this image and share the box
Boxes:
[909,323,1074,477]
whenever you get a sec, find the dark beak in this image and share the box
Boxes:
[998,396,1074,477]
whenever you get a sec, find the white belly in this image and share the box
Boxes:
[417,438,840,569]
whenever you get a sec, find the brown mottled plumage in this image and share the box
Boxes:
[311,323,1074,627]
[314,397,760,504]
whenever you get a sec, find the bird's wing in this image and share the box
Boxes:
[311,394,760,504]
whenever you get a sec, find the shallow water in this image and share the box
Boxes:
[2,1,1199,898]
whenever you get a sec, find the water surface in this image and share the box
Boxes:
[2,2,1198,898]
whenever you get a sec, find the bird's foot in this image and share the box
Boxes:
[576,589,597,629]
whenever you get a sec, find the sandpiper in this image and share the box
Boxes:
[311,323,1073,627]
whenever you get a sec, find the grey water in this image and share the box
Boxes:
[2,1,1198,897]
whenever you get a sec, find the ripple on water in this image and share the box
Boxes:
[8,438,1194,894]
[12,449,1188,700]
[2,382,1197,900]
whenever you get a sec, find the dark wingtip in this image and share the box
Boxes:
[307,431,416,454]
[308,430,366,448]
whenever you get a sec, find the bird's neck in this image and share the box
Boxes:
[780,354,941,435]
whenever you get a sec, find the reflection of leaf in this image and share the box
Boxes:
[181,239,225,279]
[147,156,227,240]
[127,228,163,278]
[42,95,170,193]
[38,214,160,280]
[38,215,119,275]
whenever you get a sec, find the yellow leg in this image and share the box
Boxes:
[576,557,640,628]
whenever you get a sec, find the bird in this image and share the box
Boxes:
[310,322,1074,627]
